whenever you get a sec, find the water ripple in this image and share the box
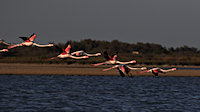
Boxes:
[0,75,199,111]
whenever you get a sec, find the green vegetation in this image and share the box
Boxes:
[1,39,200,65]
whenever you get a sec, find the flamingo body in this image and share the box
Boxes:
[57,53,71,58]
[22,41,33,46]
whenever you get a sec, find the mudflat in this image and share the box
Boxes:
[0,63,200,76]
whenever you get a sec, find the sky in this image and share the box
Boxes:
[0,0,200,48]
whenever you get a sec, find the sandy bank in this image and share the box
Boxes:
[0,63,200,76]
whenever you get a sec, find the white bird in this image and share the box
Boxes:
[102,64,147,77]
[138,67,177,76]
[0,49,8,52]
[8,33,54,49]
[71,50,101,57]
[46,44,89,60]
[92,51,136,66]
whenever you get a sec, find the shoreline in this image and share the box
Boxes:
[0,63,200,76]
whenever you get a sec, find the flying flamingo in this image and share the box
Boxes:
[102,64,147,77]
[92,51,136,66]
[138,67,177,76]
[8,33,54,49]
[46,44,89,60]
[71,50,101,57]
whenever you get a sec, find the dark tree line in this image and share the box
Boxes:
[1,39,200,65]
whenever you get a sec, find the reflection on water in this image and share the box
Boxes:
[0,75,199,111]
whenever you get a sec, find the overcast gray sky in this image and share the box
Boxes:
[0,0,200,48]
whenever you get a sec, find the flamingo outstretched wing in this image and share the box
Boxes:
[29,33,36,41]
[19,37,29,41]
[152,72,158,76]
[125,66,131,74]
[112,54,117,60]
[104,51,112,60]
[65,44,71,54]
[117,67,125,77]
[8,43,23,49]
[55,45,64,54]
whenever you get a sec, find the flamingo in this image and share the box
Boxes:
[8,33,54,49]
[92,51,136,66]
[0,39,11,46]
[138,67,177,76]
[102,64,147,77]
[46,44,89,60]
[71,50,101,57]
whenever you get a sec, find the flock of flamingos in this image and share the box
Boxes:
[0,33,177,77]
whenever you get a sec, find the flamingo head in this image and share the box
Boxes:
[96,53,102,56]
[67,44,71,48]
[84,56,89,58]
[131,60,137,63]
[49,44,54,47]
[141,67,147,70]
[172,68,176,71]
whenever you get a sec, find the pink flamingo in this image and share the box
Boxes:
[46,44,89,60]
[102,64,146,77]
[138,68,177,76]
[92,51,136,66]
[8,33,54,49]
[71,50,101,57]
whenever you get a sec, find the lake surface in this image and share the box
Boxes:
[0,75,199,112]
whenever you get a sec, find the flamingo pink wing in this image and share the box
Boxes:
[29,33,37,41]
[112,55,117,60]
[65,45,71,53]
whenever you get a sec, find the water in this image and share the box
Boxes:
[0,75,199,112]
